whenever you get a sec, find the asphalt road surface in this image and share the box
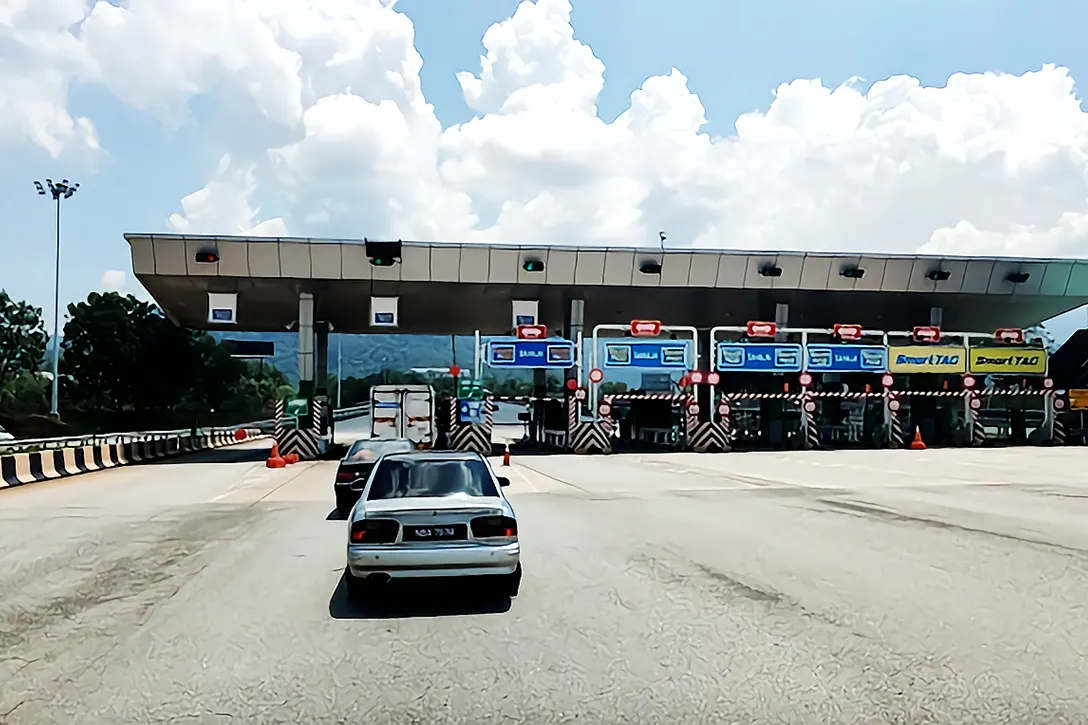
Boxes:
[4,443,1088,723]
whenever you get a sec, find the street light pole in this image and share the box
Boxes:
[34,178,79,419]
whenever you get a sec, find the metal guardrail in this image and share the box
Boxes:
[0,403,373,454]
[332,404,370,420]
[0,418,277,455]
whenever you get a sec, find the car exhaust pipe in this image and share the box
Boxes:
[366,573,392,585]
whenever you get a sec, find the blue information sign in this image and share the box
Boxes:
[486,338,575,368]
[459,400,485,424]
[716,343,803,372]
[603,341,690,369]
[805,345,887,372]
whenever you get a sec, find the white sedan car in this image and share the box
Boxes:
[345,451,521,600]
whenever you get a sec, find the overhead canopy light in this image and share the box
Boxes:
[522,258,544,272]
[639,261,662,275]
[840,266,864,279]
[925,269,951,282]
[758,264,782,277]
[1006,271,1030,284]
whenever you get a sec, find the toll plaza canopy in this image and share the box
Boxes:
[126,233,1088,335]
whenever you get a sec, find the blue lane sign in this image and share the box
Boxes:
[805,345,887,372]
[486,338,575,368]
[603,341,690,369]
[717,343,803,372]
[459,400,485,424]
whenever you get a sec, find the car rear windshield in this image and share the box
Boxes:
[347,439,415,460]
[366,458,499,500]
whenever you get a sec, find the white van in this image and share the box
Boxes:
[369,384,436,449]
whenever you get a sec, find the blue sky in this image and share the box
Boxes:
[3,0,1087,341]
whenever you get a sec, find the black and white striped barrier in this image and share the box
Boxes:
[1,428,264,490]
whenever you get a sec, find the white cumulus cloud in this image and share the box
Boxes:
[6,0,1088,257]
[98,269,126,292]
[169,154,288,237]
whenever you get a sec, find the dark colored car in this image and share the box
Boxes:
[335,438,416,517]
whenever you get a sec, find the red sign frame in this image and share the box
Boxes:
[833,323,863,342]
[630,320,662,337]
[912,326,941,343]
[516,324,547,340]
[994,328,1025,345]
[747,321,777,338]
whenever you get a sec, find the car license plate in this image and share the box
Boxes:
[405,525,463,541]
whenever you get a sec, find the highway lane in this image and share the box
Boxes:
[333,402,528,446]
[4,446,1088,722]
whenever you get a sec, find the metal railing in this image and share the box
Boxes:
[0,418,277,455]
[0,402,372,455]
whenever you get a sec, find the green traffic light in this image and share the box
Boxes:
[523,259,544,272]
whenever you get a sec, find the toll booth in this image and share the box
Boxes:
[476,334,577,451]
[710,322,807,451]
[967,329,1052,445]
[589,321,698,452]
[802,325,887,448]
[884,328,974,447]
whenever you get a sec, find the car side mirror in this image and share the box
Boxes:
[497,476,511,487]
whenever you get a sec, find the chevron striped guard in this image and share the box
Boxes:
[567,396,578,442]
[802,392,820,450]
[689,421,729,453]
[683,394,698,440]
[278,428,321,459]
[1050,391,1067,446]
[887,392,904,449]
[968,391,985,447]
[274,399,285,438]
[569,422,611,454]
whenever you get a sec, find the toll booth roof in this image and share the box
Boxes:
[125,233,1088,335]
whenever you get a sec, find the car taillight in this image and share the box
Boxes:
[336,471,355,482]
[349,518,399,544]
[471,516,517,538]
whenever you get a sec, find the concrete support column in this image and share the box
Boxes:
[697,328,712,421]
[775,303,789,342]
[297,293,315,398]
[930,306,943,328]
[565,299,585,387]
[315,322,329,396]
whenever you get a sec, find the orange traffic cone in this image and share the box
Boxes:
[266,442,286,468]
[502,444,511,467]
[284,452,300,464]
[910,426,926,450]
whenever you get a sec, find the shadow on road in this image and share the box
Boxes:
[326,508,344,521]
[328,573,513,620]
[145,444,272,465]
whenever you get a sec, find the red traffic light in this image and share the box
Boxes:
[194,250,219,264]
[565,378,578,391]
[449,365,461,377]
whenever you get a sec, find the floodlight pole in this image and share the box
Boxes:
[34,178,79,418]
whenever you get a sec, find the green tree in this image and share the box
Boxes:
[0,291,47,394]
[61,292,196,413]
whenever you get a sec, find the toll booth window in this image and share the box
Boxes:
[367,459,499,500]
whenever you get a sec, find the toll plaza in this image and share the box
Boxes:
[123,233,1088,457]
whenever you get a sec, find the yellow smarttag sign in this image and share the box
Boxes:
[968,348,1047,375]
[888,346,967,373]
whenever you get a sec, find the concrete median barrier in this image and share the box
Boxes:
[0,428,265,490]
